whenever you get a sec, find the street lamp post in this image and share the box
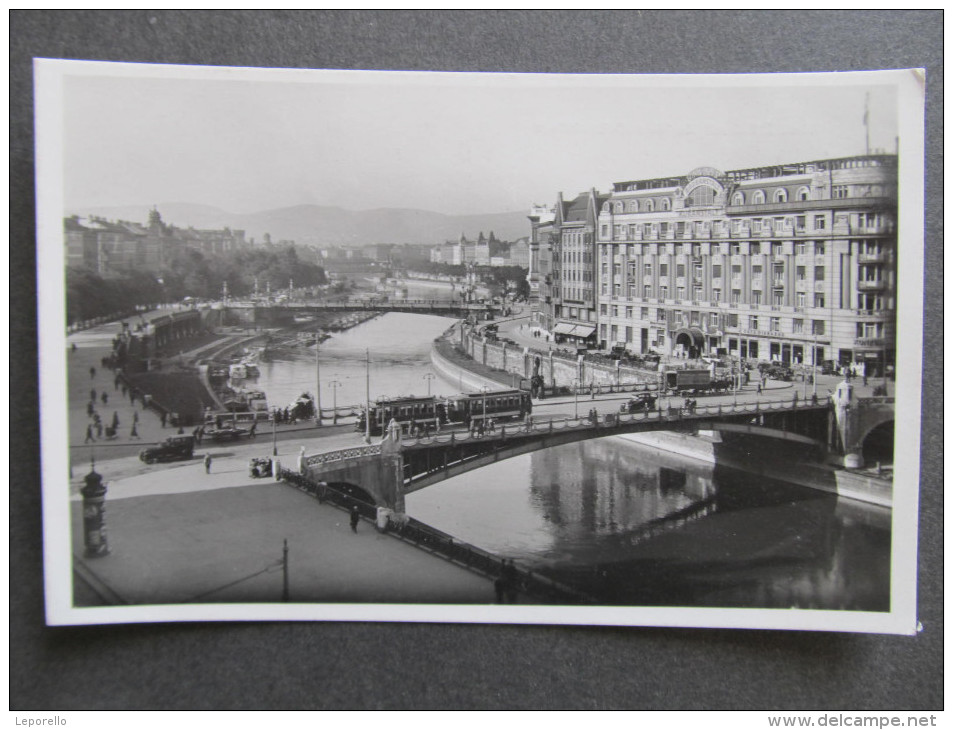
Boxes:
[328,380,342,424]
[482,385,488,426]
[573,379,579,419]
[423,372,436,397]
[364,349,371,444]
[812,333,818,399]
[315,335,322,426]
[272,407,278,456]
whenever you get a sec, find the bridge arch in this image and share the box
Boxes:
[860,419,894,465]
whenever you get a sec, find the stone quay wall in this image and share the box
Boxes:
[459,327,658,390]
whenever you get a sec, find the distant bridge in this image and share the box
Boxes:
[298,395,830,511]
[220,298,498,323]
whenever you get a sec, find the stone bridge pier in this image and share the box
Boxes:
[300,421,406,511]
[830,380,895,469]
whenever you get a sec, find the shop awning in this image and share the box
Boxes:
[553,322,576,335]
[571,325,596,338]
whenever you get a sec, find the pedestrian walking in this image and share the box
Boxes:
[111,411,120,429]
[90,388,97,403]
[350,505,360,533]
[757,383,762,395]
[248,422,257,437]
[863,373,868,387]
[130,423,140,439]
[101,392,108,405]
[84,424,95,443]
[89,366,96,379]
[95,422,103,438]
[87,401,95,417]
[71,343,77,353]
[160,412,167,428]
[133,410,139,424]
[204,454,212,474]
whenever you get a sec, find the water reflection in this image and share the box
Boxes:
[407,436,890,611]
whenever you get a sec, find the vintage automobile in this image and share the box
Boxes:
[139,435,195,464]
[620,393,658,413]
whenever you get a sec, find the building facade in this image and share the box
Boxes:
[548,189,607,345]
[526,204,556,331]
[65,208,249,275]
[592,155,897,374]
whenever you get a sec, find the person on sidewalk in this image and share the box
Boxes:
[130,423,140,439]
[350,506,360,533]
[84,424,95,444]
[204,453,212,474]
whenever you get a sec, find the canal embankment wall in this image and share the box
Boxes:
[436,325,660,392]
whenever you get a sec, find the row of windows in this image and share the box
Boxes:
[598,213,889,243]
[609,284,831,306]
[601,240,832,257]
[598,303,833,336]
[602,184,887,215]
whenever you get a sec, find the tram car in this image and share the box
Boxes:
[355,389,533,435]
[443,389,532,426]
[356,395,440,436]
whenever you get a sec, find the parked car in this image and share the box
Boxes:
[139,435,195,464]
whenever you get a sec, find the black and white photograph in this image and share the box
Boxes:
[35,61,924,633]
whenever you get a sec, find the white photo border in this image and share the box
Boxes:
[35,60,926,634]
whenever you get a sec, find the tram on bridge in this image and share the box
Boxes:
[356,389,533,435]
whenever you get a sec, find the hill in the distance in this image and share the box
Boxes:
[67,203,531,246]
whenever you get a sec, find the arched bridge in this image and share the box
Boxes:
[298,395,830,511]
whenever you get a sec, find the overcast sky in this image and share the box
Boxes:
[58,65,901,216]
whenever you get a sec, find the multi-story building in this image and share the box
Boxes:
[64,208,249,275]
[527,204,556,331]
[548,189,607,345]
[594,154,897,375]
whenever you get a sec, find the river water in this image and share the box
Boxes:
[253,308,891,611]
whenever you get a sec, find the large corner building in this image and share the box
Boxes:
[528,154,897,375]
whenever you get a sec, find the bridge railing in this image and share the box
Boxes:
[303,443,383,468]
[276,466,593,605]
[398,395,826,448]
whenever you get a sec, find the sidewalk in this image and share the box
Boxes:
[71,477,495,606]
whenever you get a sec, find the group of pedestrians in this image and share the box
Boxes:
[79,346,144,443]
[467,418,497,437]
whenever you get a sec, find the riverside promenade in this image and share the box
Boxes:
[66,317,496,607]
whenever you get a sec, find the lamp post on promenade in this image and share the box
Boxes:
[423,372,436,396]
[272,407,278,456]
[328,380,342,424]
[364,349,371,444]
[315,335,322,426]
[813,333,818,400]
[573,378,580,419]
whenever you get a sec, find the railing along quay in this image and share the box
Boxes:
[277,468,594,605]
